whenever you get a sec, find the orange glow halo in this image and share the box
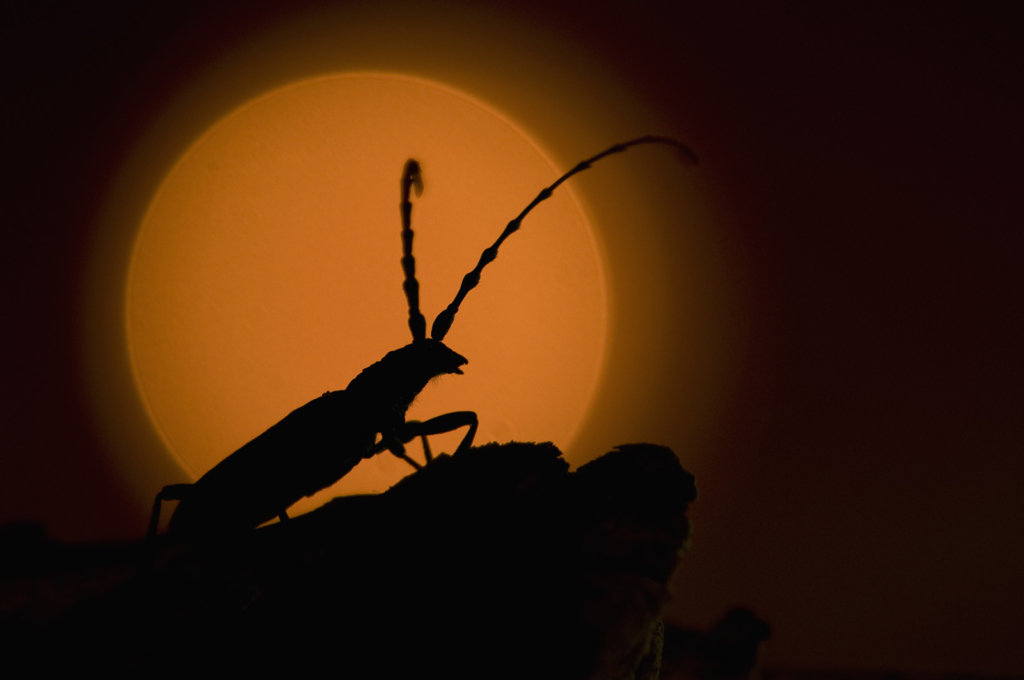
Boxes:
[125,74,608,515]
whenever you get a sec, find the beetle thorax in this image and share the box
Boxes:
[345,339,467,415]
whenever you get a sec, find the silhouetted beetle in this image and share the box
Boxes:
[147,136,697,541]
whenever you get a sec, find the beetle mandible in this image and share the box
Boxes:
[147,135,698,541]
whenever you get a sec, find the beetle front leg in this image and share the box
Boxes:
[399,411,479,461]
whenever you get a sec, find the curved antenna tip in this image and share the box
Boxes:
[429,135,697,339]
[641,136,699,164]
[676,143,699,165]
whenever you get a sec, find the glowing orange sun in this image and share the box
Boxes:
[126,73,607,516]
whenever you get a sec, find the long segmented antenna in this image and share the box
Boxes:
[430,135,698,341]
[401,159,427,342]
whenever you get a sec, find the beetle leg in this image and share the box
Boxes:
[420,434,433,464]
[398,411,479,460]
[394,420,432,465]
[370,435,421,469]
[384,439,424,471]
[147,483,192,540]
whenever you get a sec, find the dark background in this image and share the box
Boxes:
[1,1,1021,673]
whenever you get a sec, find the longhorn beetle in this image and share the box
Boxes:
[147,136,697,541]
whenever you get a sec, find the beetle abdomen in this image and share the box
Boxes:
[167,390,374,538]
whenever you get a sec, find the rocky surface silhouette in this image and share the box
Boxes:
[2,441,696,678]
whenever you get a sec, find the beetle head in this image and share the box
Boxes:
[412,338,467,379]
[347,338,465,403]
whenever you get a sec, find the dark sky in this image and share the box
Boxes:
[1,1,1021,673]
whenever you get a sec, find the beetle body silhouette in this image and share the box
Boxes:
[147,136,697,541]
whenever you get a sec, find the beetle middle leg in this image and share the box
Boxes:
[372,412,479,469]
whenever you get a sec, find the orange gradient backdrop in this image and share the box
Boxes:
[82,3,738,521]
[126,74,606,514]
